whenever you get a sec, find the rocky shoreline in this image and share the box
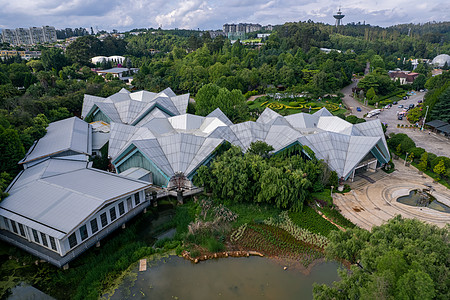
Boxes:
[181,250,264,263]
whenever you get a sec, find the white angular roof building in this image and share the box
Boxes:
[83,89,389,187]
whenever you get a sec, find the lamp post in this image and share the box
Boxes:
[421,105,429,131]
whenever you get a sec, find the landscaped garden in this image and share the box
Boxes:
[247,94,347,116]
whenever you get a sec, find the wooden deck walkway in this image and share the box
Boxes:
[139,259,147,271]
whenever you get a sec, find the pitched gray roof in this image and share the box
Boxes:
[20,117,91,165]
[1,158,150,238]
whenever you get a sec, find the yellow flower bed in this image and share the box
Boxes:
[260,101,268,107]
[325,103,340,112]
[266,102,303,110]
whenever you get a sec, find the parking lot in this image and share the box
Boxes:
[364,91,450,157]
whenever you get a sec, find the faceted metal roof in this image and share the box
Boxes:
[107,105,389,181]
[81,88,190,125]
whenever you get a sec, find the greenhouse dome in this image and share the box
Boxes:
[431,54,450,68]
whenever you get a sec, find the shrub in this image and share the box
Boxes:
[154,237,172,248]
[289,101,299,107]
[190,249,200,258]
[409,147,425,162]
[431,157,450,170]
[206,238,225,252]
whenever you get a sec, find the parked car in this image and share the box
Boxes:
[393,101,398,105]
[403,96,408,100]
[356,107,362,112]
[409,104,415,109]
[418,100,423,103]
[398,104,404,108]
[398,115,403,120]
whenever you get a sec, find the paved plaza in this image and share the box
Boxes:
[333,163,450,230]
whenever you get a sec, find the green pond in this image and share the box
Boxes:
[397,189,450,213]
[106,256,341,300]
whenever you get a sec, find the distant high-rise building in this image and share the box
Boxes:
[1,29,17,45]
[15,28,33,45]
[1,26,57,46]
[42,26,57,43]
[223,23,263,34]
[333,8,345,27]
[30,27,45,44]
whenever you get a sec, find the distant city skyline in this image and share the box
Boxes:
[0,0,448,32]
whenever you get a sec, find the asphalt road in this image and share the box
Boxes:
[341,83,450,157]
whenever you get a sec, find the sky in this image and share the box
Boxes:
[0,0,448,32]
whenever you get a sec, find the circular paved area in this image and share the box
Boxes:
[333,163,450,230]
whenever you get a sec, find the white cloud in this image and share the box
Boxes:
[0,0,447,31]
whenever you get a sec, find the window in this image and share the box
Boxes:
[32,229,40,243]
[40,232,48,247]
[90,218,98,234]
[49,236,57,251]
[10,220,18,234]
[68,233,77,248]
[134,192,141,206]
[118,202,125,215]
[3,217,10,231]
[109,207,117,222]
[80,225,88,241]
[18,223,26,237]
[100,212,108,227]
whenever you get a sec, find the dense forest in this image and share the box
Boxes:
[0,21,449,199]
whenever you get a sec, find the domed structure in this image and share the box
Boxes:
[431,54,450,68]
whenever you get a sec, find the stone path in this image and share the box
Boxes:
[333,163,450,230]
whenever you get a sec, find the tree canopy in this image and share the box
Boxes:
[314,216,449,300]
[194,83,249,122]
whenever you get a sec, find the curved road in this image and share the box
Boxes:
[340,79,370,118]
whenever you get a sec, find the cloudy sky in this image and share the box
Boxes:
[0,0,448,31]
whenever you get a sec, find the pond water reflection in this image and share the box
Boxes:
[107,256,341,300]
[397,189,450,213]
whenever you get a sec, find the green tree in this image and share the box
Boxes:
[314,216,449,299]
[412,74,427,91]
[195,83,248,122]
[429,86,450,123]
[248,141,274,158]
[366,87,376,100]
[66,35,103,65]
[418,152,429,171]
[0,127,25,175]
[0,172,12,202]
[433,160,445,179]
[41,48,69,71]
